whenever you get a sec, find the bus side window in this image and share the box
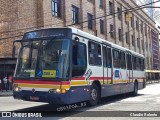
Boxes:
[72,42,87,77]
[138,58,141,70]
[103,46,107,67]
[133,56,136,70]
[140,58,144,71]
[136,57,140,70]
[88,41,102,66]
[113,49,120,68]
[127,54,132,70]
[107,47,112,68]
[120,52,126,69]
[139,58,144,71]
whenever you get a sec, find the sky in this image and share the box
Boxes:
[154,0,160,7]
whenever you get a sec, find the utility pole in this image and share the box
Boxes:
[149,0,153,19]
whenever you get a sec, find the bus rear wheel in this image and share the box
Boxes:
[88,83,100,106]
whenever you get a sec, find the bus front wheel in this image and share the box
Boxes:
[88,83,100,106]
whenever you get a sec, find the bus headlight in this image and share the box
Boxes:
[14,87,21,92]
[56,89,61,93]
[61,89,66,94]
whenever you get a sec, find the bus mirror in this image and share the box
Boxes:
[73,37,79,46]
[74,37,79,41]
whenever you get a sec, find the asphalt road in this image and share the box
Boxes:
[0,83,160,120]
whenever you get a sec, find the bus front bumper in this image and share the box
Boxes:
[13,90,70,104]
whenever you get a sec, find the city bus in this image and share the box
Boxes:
[13,27,145,106]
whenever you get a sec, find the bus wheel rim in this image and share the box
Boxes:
[91,89,97,101]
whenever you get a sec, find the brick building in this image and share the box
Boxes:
[0,0,159,79]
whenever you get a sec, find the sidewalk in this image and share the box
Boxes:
[146,80,160,84]
[0,90,13,96]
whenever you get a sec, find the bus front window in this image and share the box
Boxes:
[15,39,70,79]
[15,41,39,78]
[38,39,70,79]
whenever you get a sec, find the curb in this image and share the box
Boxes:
[0,94,13,97]
[146,81,160,84]
[0,91,13,97]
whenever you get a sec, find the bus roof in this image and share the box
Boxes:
[69,27,144,58]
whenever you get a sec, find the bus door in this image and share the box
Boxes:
[126,53,133,82]
[102,44,112,84]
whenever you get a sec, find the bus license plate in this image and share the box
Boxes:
[30,96,39,101]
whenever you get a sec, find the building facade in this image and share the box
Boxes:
[0,0,159,79]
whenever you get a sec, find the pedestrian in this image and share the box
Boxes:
[3,77,8,91]
[8,75,13,90]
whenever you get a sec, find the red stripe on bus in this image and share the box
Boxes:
[61,81,70,85]
[71,77,85,80]
[13,80,61,85]
[90,77,104,80]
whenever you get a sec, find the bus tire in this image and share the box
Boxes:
[88,83,100,106]
[131,82,138,96]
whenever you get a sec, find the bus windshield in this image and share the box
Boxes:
[15,39,70,79]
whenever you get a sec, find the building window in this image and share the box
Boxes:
[100,19,104,34]
[109,1,113,15]
[137,38,140,48]
[110,24,114,38]
[126,32,129,44]
[145,25,147,36]
[132,35,135,46]
[88,0,93,3]
[72,5,79,24]
[118,28,122,41]
[141,23,143,34]
[136,20,139,31]
[131,17,134,27]
[99,0,103,8]
[117,7,121,20]
[52,0,61,17]
[142,40,144,50]
[88,13,93,30]
[145,42,148,49]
